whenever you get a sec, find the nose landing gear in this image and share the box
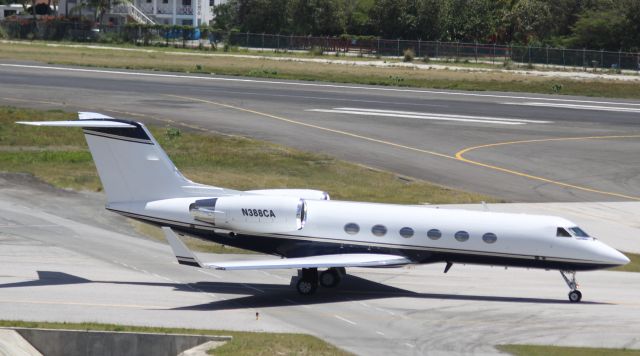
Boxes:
[560,270,582,302]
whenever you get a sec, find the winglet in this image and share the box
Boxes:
[162,227,202,268]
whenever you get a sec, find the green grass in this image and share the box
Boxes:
[0,320,351,356]
[497,344,640,356]
[611,252,640,272]
[1,41,640,99]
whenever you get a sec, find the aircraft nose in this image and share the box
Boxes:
[600,245,630,266]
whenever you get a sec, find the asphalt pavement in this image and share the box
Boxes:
[1,62,640,202]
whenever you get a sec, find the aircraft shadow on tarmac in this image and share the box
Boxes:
[0,271,609,308]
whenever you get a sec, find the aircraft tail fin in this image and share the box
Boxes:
[18,112,194,204]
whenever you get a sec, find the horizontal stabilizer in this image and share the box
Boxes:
[79,112,115,120]
[163,226,410,271]
[16,120,135,128]
[162,227,203,268]
[205,253,411,270]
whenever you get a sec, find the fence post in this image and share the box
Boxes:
[276,33,279,51]
[418,39,421,58]
[436,40,439,59]
[563,48,565,69]
[246,31,249,47]
[618,49,621,70]
[377,38,380,55]
[474,41,478,63]
[492,42,496,65]
[262,32,264,51]
[397,38,400,57]
[546,45,549,66]
[456,41,459,59]
[600,49,604,69]
[583,48,586,69]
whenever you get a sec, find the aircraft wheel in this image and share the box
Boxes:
[319,269,341,288]
[296,278,318,295]
[568,290,582,303]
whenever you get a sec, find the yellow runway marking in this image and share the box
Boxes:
[455,136,640,201]
[169,94,640,201]
[166,94,456,161]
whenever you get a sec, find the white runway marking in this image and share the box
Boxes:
[3,63,640,106]
[308,107,550,125]
[334,315,357,325]
[503,102,640,113]
[376,331,386,336]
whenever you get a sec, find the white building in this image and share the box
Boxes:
[0,4,26,19]
[58,0,216,26]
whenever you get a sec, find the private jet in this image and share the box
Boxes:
[19,113,630,302]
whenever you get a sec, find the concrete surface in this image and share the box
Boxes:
[0,330,42,356]
[1,62,640,203]
[12,328,229,356]
[1,173,640,356]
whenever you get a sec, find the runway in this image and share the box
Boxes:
[1,62,640,202]
[1,173,640,356]
[2,62,640,355]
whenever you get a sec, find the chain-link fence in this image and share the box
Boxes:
[3,20,640,71]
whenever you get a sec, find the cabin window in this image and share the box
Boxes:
[427,229,442,240]
[557,227,571,237]
[344,223,360,235]
[371,224,387,237]
[482,232,497,244]
[399,227,414,238]
[454,231,469,242]
[569,227,589,237]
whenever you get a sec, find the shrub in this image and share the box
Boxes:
[310,45,324,56]
[403,48,415,62]
[551,83,563,93]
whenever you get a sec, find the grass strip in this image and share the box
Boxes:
[0,320,351,356]
[497,344,640,356]
[1,42,640,99]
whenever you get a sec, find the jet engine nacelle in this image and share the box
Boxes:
[190,195,307,233]
[245,189,330,200]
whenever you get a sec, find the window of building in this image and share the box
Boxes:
[344,223,360,235]
[427,229,442,240]
[371,224,387,237]
[557,227,571,237]
[399,227,414,238]
[162,0,168,4]
[182,0,191,5]
[146,0,151,3]
[482,232,497,244]
[569,227,589,237]
[454,231,469,242]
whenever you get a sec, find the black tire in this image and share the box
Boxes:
[319,269,341,288]
[568,290,582,303]
[296,279,318,295]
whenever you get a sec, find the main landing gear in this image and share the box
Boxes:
[292,267,345,295]
[560,270,582,303]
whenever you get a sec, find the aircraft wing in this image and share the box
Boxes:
[162,227,411,270]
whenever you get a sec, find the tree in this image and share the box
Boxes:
[564,9,627,50]
[212,0,238,30]
[368,0,416,39]
[505,0,554,44]
[287,0,344,35]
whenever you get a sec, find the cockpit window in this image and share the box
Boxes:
[556,227,571,237]
[569,227,589,237]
